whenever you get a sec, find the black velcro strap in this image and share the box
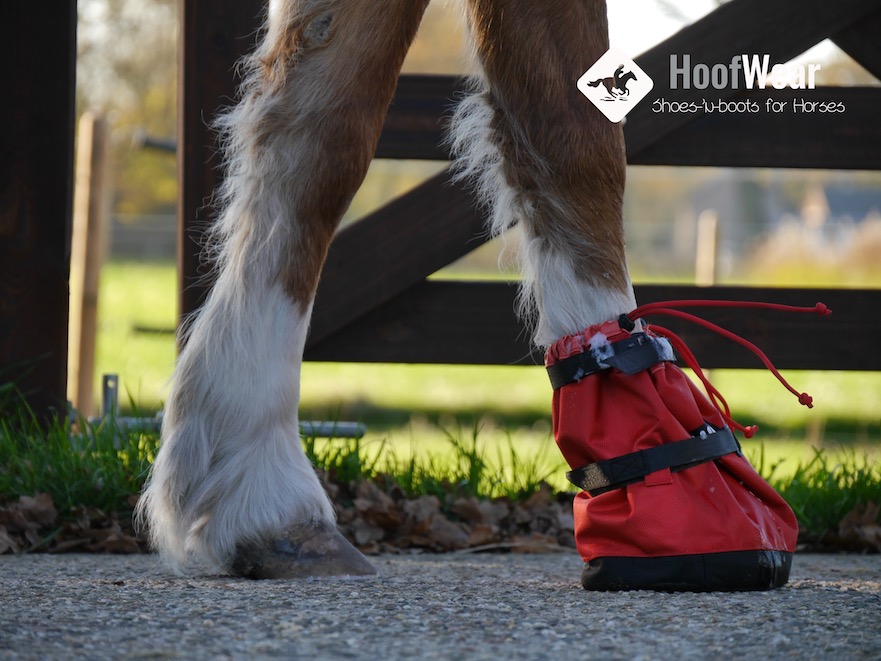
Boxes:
[547,333,669,390]
[566,428,741,496]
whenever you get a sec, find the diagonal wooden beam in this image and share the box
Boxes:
[831,7,881,82]
[314,0,881,351]
[307,172,488,347]
[630,87,881,170]
[625,0,881,157]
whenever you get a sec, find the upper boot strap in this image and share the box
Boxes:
[566,426,741,496]
[546,332,673,390]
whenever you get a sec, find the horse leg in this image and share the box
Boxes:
[453,0,798,591]
[138,0,430,578]
[452,0,634,347]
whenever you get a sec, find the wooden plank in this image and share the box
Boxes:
[178,0,264,325]
[376,75,460,161]
[308,172,487,346]
[625,0,881,158]
[68,113,111,417]
[0,3,76,421]
[630,87,881,170]
[306,280,536,365]
[305,282,878,372]
[832,8,881,81]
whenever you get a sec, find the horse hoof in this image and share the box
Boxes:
[230,520,377,579]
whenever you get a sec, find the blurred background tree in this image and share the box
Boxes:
[77,0,178,216]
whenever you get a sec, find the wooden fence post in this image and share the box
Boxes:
[0,2,76,423]
[68,112,111,417]
[695,210,719,288]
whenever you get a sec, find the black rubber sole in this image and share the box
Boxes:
[581,550,793,592]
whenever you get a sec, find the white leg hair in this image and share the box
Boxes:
[450,0,636,347]
[449,85,636,348]
[138,283,333,573]
[521,236,637,347]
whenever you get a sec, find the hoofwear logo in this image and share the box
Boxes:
[577,48,653,123]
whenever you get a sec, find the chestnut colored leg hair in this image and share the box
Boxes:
[451,0,635,346]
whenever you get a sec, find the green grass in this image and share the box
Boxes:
[93,260,881,418]
[91,260,177,416]
[0,409,155,516]
[1,407,878,550]
[761,445,881,548]
[304,417,566,500]
[312,423,564,503]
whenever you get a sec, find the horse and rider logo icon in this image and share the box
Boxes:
[577,48,654,123]
[586,64,638,100]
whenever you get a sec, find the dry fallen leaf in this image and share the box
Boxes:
[509,532,561,554]
[353,481,403,528]
[466,523,500,547]
[450,497,484,525]
[351,517,386,546]
[19,493,58,526]
[0,525,19,554]
[426,515,469,551]
[838,501,881,551]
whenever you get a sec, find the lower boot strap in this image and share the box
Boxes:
[567,428,741,496]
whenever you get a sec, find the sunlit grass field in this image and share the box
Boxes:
[91,259,880,487]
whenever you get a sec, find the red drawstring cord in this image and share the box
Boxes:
[647,322,760,437]
[632,300,830,317]
[628,301,831,438]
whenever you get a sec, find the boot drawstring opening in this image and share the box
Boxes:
[624,300,831,438]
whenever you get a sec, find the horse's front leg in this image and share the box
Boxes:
[138,0,430,578]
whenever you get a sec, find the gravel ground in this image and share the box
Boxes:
[0,551,879,660]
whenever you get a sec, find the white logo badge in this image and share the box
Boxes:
[577,48,654,123]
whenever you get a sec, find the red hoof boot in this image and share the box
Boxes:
[546,314,800,592]
[231,520,377,579]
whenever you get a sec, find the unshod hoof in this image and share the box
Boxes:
[231,520,377,579]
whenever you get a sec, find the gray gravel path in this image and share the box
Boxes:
[1,551,879,660]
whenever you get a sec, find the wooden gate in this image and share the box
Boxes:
[180,0,881,373]
[5,0,880,421]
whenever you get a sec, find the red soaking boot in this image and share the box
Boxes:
[546,301,829,591]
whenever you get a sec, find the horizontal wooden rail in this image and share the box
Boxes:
[631,88,881,170]
[306,283,879,371]
[378,78,881,170]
